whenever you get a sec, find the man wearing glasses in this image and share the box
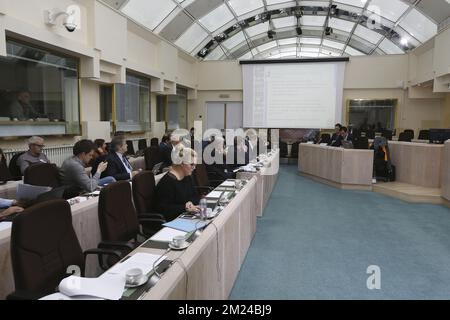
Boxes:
[17,136,50,174]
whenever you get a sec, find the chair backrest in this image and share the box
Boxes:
[291,142,300,158]
[320,134,331,144]
[382,130,393,141]
[132,171,156,215]
[418,130,430,140]
[0,155,11,183]
[403,129,415,140]
[9,152,25,180]
[150,138,159,147]
[144,146,163,171]
[126,140,135,156]
[353,136,369,150]
[280,141,288,157]
[10,200,84,295]
[193,164,210,188]
[98,181,139,242]
[398,132,412,142]
[138,139,147,151]
[24,163,60,188]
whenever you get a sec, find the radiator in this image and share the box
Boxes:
[3,145,74,167]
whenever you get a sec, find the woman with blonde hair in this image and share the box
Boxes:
[154,145,200,221]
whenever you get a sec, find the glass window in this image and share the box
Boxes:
[175,23,209,53]
[167,87,188,130]
[348,99,396,131]
[100,85,113,122]
[0,40,80,137]
[199,4,235,33]
[115,73,151,133]
[156,95,167,122]
[272,16,297,29]
[223,31,247,50]
[121,0,177,31]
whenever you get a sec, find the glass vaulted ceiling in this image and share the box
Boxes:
[102,0,447,60]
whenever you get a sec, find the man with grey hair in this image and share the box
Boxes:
[17,136,50,174]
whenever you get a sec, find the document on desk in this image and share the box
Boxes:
[58,274,125,300]
[220,181,235,188]
[207,191,230,199]
[0,222,12,232]
[150,227,187,243]
[105,253,167,278]
[163,218,208,233]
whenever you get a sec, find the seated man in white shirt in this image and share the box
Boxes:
[0,198,24,220]
[103,136,140,181]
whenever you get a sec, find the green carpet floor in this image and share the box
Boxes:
[230,165,450,299]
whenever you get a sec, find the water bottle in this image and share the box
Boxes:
[199,198,208,220]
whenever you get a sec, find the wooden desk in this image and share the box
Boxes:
[0,180,21,199]
[388,141,444,188]
[298,144,374,190]
[237,149,280,217]
[139,178,258,300]
[0,173,166,300]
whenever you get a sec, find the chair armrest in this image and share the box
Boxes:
[84,248,122,260]
[7,291,48,300]
[195,186,214,193]
[139,213,166,221]
[98,241,135,251]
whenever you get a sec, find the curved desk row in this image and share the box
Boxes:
[0,172,165,300]
[298,144,374,190]
[237,149,280,217]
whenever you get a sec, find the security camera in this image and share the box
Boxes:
[45,6,79,32]
[63,12,77,32]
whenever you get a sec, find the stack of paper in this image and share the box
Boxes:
[207,191,228,199]
[150,228,187,243]
[220,181,235,188]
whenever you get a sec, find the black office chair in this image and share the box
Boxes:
[418,130,430,140]
[24,163,60,188]
[8,200,120,300]
[98,181,165,265]
[8,152,25,181]
[291,142,300,159]
[126,140,135,156]
[353,136,369,149]
[319,134,331,144]
[403,129,415,140]
[144,146,163,172]
[280,141,288,158]
[138,139,147,151]
[150,138,159,147]
[0,150,11,184]
[193,164,223,195]
[398,132,412,142]
[382,130,393,141]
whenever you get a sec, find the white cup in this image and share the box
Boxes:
[172,235,186,248]
[125,268,143,285]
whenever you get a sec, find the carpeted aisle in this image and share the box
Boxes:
[230,165,450,300]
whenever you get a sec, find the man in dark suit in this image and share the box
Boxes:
[160,132,182,169]
[328,123,342,146]
[331,127,352,147]
[103,136,140,181]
